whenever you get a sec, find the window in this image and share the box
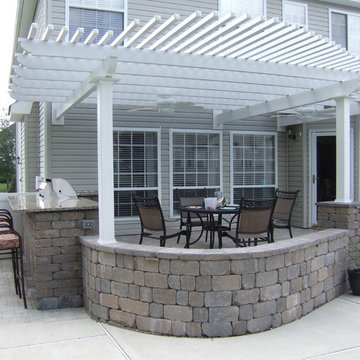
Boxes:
[68,0,125,41]
[330,10,360,56]
[283,1,307,28]
[231,132,277,203]
[171,130,222,216]
[219,0,265,18]
[113,129,160,218]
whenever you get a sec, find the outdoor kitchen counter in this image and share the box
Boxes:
[8,194,98,310]
[8,193,98,212]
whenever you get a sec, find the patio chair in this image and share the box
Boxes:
[272,189,299,239]
[222,198,276,247]
[133,195,187,247]
[0,214,27,308]
[176,189,208,244]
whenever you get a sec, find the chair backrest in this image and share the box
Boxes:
[133,196,165,232]
[273,189,299,221]
[178,196,205,219]
[236,198,275,235]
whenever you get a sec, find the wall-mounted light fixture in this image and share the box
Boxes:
[286,126,296,141]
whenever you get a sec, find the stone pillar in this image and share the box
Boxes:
[317,201,360,243]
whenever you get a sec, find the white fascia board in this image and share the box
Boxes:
[216,77,360,125]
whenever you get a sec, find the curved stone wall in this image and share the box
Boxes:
[80,229,349,337]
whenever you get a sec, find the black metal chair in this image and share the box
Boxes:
[272,189,299,239]
[0,211,27,308]
[222,198,276,247]
[176,190,208,244]
[133,195,187,247]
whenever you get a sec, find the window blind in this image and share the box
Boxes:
[69,0,124,41]
[283,1,307,27]
[113,130,159,217]
[219,0,264,18]
[232,133,276,202]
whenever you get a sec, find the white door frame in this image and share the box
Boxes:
[309,130,336,225]
[310,129,354,225]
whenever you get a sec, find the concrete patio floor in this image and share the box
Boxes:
[117,226,316,248]
[1,229,360,360]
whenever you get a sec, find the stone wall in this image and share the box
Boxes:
[22,209,98,310]
[81,229,348,337]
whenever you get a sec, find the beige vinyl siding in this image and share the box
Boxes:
[267,0,282,18]
[53,104,98,190]
[128,0,217,21]
[50,0,66,37]
[33,0,49,38]
[307,1,330,37]
[25,105,40,192]
[286,124,305,227]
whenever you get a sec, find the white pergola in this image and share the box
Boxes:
[10,11,360,242]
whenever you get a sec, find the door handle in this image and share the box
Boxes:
[312,174,317,184]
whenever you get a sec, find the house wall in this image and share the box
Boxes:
[58,103,286,235]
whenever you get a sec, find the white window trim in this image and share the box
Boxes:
[113,127,161,221]
[65,0,128,41]
[218,0,267,19]
[230,131,278,204]
[282,0,308,28]
[169,128,223,218]
[329,7,360,48]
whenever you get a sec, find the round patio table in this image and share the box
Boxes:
[178,205,239,249]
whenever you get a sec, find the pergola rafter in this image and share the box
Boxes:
[10,11,360,122]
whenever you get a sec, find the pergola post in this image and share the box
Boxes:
[335,96,351,203]
[356,115,360,201]
[96,79,116,243]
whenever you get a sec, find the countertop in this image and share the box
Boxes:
[8,194,98,213]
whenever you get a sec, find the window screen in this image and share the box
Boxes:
[232,133,276,203]
[331,11,360,56]
[113,130,159,217]
[331,12,347,50]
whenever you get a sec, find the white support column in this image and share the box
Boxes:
[335,97,351,203]
[356,115,360,201]
[97,79,116,243]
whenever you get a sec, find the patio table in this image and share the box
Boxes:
[178,205,239,249]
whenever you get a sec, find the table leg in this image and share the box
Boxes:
[218,214,223,249]
[209,213,215,249]
[185,212,191,248]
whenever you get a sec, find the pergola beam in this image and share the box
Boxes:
[216,77,360,126]
[52,57,118,122]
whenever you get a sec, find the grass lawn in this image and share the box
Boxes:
[0,183,9,192]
